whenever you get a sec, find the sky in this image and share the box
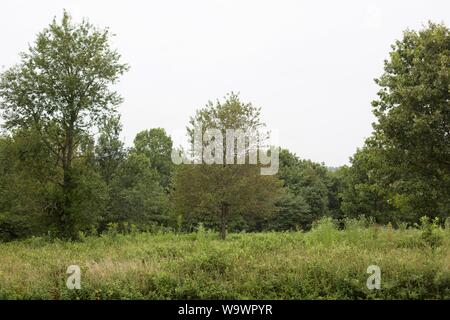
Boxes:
[0,0,449,167]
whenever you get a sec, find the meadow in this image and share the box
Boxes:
[0,218,449,300]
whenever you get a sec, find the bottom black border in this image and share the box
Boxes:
[0,300,448,319]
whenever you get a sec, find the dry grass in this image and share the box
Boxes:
[0,219,449,299]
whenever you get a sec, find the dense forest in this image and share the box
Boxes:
[0,12,448,242]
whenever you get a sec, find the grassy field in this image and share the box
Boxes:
[0,218,449,300]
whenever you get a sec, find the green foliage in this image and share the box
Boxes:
[0,11,128,238]
[106,153,170,228]
[417,216,443,249]
[172,93,284,239]
[95,115,126,185]
[132,128,174,189]
[0,224,448,299]
[339,144,398,223]
[304,217,340,246]
[62,162,108,235]
[0,13,448,306]
[270,192,311,231]
[341,23,450,224]
[271,149,335,230]
[0,130,60,239]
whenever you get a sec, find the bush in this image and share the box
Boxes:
[0,223,448,299]
[418,216,443,249]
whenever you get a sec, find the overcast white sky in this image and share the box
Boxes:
[1,0,449,166]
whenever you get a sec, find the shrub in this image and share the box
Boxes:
[418,216,443,249]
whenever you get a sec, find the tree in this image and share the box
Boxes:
[132,128,174,189]
[0,128,107,240]
[368,22,449,221]
[107,153,170,229]
[326,167,346,221]
[172,93,284,239]
[95,115,125,185]
[0,130,55,240]
[340,23,449,224]
[339,141,397,224]
[269,149,331,230]
[0,11,128,238]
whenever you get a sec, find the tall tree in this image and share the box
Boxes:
[172,93,284,239]
[370,22,449,220]
[0,11,128,238]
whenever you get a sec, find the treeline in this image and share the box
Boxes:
[0,13,448,241]
[0,109,343,240]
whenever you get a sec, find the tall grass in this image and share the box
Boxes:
[0,218,449,299]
